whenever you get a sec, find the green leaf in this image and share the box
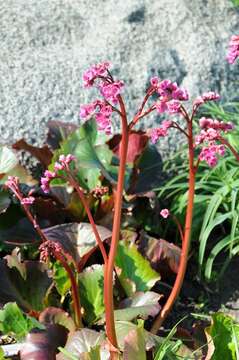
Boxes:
[123,322,146,360]
[78,265,105,325]
[59,329,105,360]
[114,291,161,321]
[0,302,44,341]
[204,235,239,280]
[206,313,239,360]
[115,239,160,296]
[50,119,118,190]
[53,261,71,298]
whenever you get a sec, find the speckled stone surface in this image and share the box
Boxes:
[0,0,238,149]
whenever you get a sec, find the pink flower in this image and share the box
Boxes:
[150,127,168,144]
[198,144,226,167]
[150,76,160,88]
[227,35,239,64]
[79,103,95,118]
[167,100,181,114]
[160,209,170,218]
[193,92,220,108]
[172,87,189,101]
[99,81,124,104]
[155,100,168,113]
[41,170,57,193]
[82,62,111,87]
[21,196,35,205]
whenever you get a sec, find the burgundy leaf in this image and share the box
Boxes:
[108,131,148,163]
[139,233,181,274]
[12,139,53,167]
[20,324,68,360]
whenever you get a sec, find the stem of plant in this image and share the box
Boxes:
[67,172,108,265]
[54,252,82,328]
[151,117,196,334]
[104,95,129,349]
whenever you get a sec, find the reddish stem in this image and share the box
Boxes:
[219,136,239,162]
[54,252,82,328]
[151,117,196,333]
[67,173,108,265]
[171,214,184,244]
[104,95,129,348]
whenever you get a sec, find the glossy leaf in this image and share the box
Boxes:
[114,291,161,321]
[0,146,36,186]
[43,222,111,269]
[20,324,68,360]
[115,238,160,296]
[206,313,239,360]
[139,233,181,274]
[58,329,105,360]
[0,259,52,311]
[129,144,163,194]
[50,119,117,190]
[0,302,44,341]
[39,307,75,333]
[123,323,146,360]
[53,261,71,298]
[78,265,105,325]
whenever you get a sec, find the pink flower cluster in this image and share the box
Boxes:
[80,62,125,134]
[5,176,35,205]
[199,145,225,167]
[39,240,63,262]
[195,117,234,145]
[193,92,220,108]
[150,120,172,144]
[99,81,124,104]
[150,78,189,115]
[41,154,76,193]
[83,62,111,87]
[227,35,239,64]
[196,117,234,167]
[80,100,113,135]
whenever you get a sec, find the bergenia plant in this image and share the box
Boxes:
[5,35,239,357]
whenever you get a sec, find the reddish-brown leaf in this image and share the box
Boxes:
[108,131,148,163]
[139,232,181,274]
[12,139,53,167]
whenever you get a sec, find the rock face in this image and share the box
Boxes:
[0,0,238,146]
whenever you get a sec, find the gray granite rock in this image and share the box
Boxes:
[0,0,238,147]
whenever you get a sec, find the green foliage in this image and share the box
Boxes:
[115,238,160,296]
[59,328,105,360]
[0,302,44,341]
[53,261,71,298]
[50,119,130,190]
[78,265,105,325]
[113,291,161,322]
[206,313,239,360]
[231,0,239,6]
[123,322,147,360]
[156,101,239,280]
